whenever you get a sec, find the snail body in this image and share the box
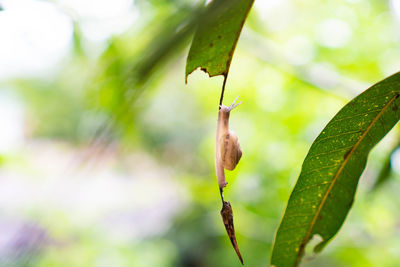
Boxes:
[215,97,242,188]
[220,129,242,170]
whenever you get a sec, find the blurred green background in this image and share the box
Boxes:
[1,0,400,266]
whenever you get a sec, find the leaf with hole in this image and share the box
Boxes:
[271,72,400,267]
[185,0,254,82]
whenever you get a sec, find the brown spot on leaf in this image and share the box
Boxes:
[344,147,353,159]
[218,35,222,39]
[210,43,214,47]
[299,242,306,252]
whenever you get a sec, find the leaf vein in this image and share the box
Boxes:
[313,130,362,146]
[306,145,354,161]
[301,163,340,176]
[294,93,400,265]
[293,181,331,194]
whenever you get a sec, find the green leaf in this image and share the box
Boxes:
[271,72,400,267]
[185,0,254,82]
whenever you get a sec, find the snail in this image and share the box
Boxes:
[215,96,242,189]
[215,96,244,264]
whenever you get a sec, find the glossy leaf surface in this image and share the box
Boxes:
[271,72,400,267]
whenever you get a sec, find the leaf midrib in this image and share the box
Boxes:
[295,93,399,265]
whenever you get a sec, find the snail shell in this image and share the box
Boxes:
[220,129,242,171]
